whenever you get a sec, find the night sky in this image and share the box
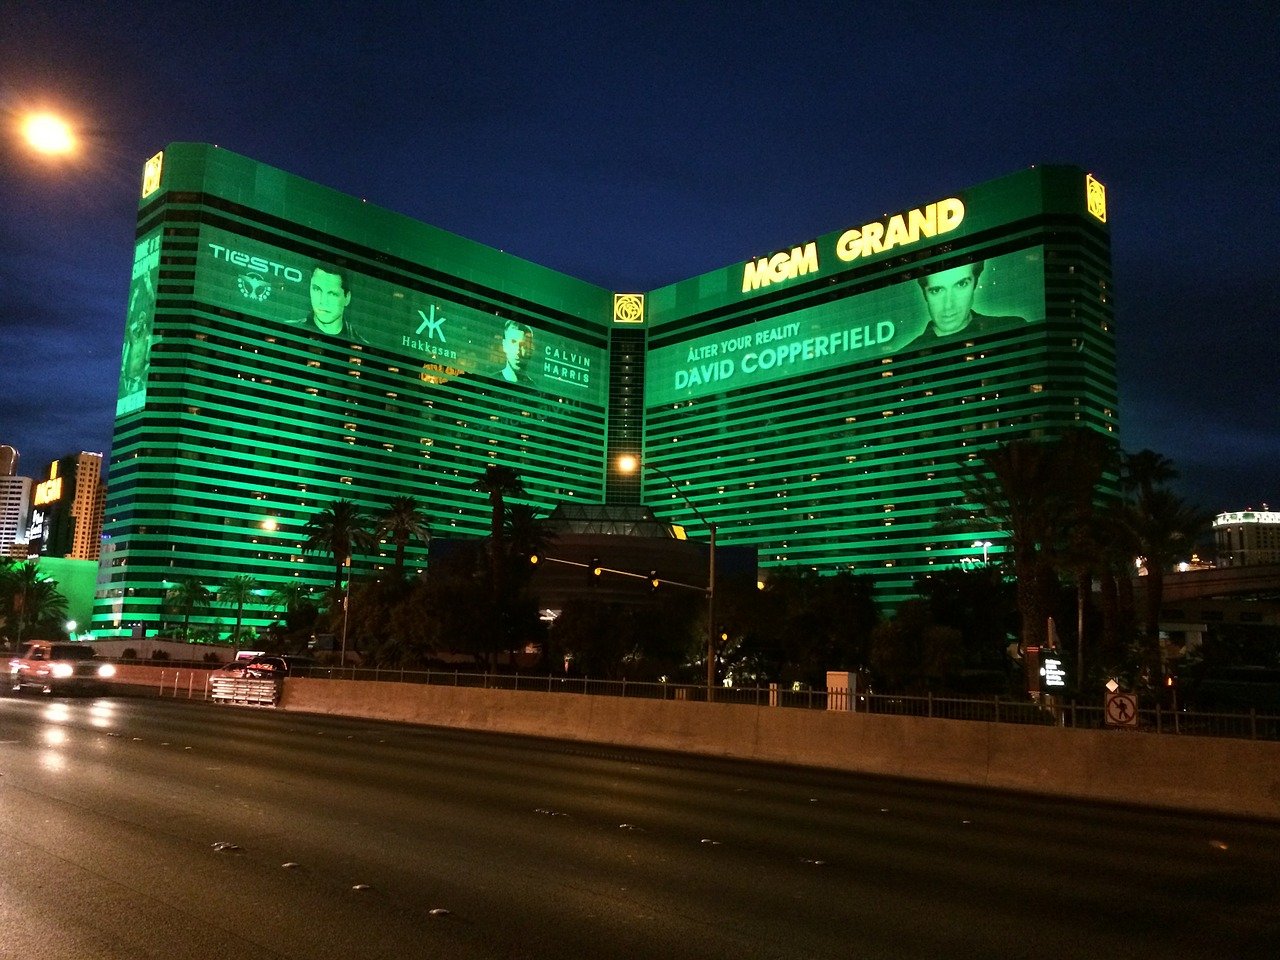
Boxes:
[2,1,1275,512]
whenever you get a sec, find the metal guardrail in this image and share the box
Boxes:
[287,666,1280,742]
[209,676,280,707]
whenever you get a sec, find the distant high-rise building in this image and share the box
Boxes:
[28,452,106,561]
[0,472,33,557]
[1214,508,1280,567]
[0,444,18,476]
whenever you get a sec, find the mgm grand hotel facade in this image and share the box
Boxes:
[92,143,1116,637]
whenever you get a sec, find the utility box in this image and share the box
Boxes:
[826,671,857,711]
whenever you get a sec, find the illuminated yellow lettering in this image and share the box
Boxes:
[743,242,820,292]
[861,222,885,257]
[834,197,966,263]
[908,205,936,241]
[937,197,965,232]
[742,257,771,292]
[836,228,861,262]
[791,242,819,278]
[883,214,910,249]
[34,476,63,506]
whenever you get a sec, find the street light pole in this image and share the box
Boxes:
[340,555,352,670]
[706,520,716,695]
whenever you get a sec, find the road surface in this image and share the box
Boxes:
[2,693,1277,958]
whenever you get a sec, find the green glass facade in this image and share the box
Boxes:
[631,166,1116,603]
[96,144,612,636]
[94,146,1114,636]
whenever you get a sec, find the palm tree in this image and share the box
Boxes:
[1,561,69,644]
[165,577,212,642]
[1122,449,1178,503]
[376,496,431,581]
[506,500,551,548]
[474,465,524,550]
[473,465,525,590]
[951,430,1110,650]
[218,575,259,646]
[1123,487,1210,663]
[303,499,375,590]
[269,581,314,617]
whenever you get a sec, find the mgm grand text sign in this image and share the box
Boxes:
[742,198,965,293]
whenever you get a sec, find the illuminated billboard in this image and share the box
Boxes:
[649,247,1044,404]
[116,230,160,416]
[193,225,607,405]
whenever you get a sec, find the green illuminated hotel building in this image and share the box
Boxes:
[92,144,1115,637]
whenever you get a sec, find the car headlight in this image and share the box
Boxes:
[50,663,75,678]
[98,663,117,678]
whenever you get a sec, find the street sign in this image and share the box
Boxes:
[1105,691,1138,728]
[1041,654,1067,689]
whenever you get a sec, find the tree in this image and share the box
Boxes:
[471,466,527,657]
[165,577,212,642]
[949,430,1111,651]
[376,496,431,581]
[915,565,1016,670]
[727,569,879,688]
[473,465,525,583]
[1123,487,1210,667]
[504,502,554,591]
[303,499,375,590]
[1122,449,1178,502]
[1,561,69,644]
[218,574,259,646]
[269,581,315,617]
[869,600,964,692]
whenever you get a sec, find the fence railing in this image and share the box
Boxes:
[267,666,1280,742]
[133,664,1278,741]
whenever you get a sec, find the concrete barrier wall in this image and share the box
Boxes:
[279,677,1280,821]
[108,664,212,697]
[101,666,1280,819]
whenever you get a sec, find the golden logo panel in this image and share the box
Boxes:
[1086,173,1107,223]
[141,151,165,199]
[613,292,645,324]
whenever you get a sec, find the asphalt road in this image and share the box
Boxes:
[2,692,1278,959]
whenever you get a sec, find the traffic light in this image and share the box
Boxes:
[529,552,540,565]
[649,570,660,590]
[591,558,602,578]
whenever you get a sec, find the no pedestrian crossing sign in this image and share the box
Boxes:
[1105,691,1138,728]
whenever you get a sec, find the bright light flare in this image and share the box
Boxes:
[22,112,76,155]
[43,703,71,723]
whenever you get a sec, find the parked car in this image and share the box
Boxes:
[9,641,117,695]
[210,654,318,680]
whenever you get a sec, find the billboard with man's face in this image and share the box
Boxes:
[647,246,1045,405]
[192,225,607,406]
[116,229,162,415]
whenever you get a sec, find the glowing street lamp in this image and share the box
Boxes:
[618,455,718,697]
[21,111,76,156]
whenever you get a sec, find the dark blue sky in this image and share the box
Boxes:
[2,1,1276,511]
